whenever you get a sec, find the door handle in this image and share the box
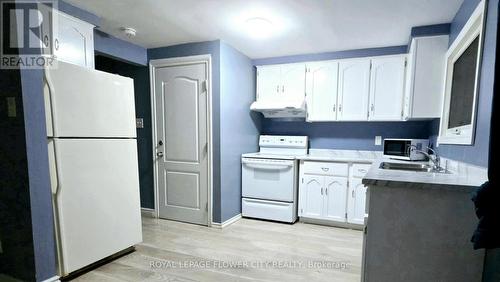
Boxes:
[157,152,164,158]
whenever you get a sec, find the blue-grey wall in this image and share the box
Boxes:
[148,41,223,221]
[262,120,433,151]
[6,1,58,280]
[94,31,147,66]
[252,45,407,66]
[219,42,260,222]
[0,58,37,281]
[254,46,437,152]
[58,0,100,26]
[432,0,498,167]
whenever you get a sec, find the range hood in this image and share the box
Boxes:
[250,98,307,118]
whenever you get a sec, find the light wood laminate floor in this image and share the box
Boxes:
[72,217,362,282]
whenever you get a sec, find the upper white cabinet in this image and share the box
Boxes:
[281,64,307,100]
[368,55,407,121]
[305,61,339,121]
[302,56,406,122]
[40,5,95,68]
[404,35,449,120]
[257,48,452,123]
[256,65,281,101]
[256,64,306,101]
[338,59,371,121]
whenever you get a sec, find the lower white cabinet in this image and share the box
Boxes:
[323,176,348,222]
[299,161,369,225]
[347,178,367,225]
[301,175,324,218]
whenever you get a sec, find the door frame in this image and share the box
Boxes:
[149,55,213,227]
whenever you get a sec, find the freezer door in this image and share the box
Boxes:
[51,138,142,275]
[44,60,136,138]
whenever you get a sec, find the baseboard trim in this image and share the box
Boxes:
[211,214,242,229]
[41,275,60,282]
[141,208,156,218]
[299,217,364,231]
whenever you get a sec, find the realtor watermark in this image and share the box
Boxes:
[1,0,57,69]
[149,259,350,270]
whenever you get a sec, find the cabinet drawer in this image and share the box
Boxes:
[351,163,372,178]
[301,161,348,176]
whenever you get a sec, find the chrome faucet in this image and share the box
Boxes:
[410,146,442,171]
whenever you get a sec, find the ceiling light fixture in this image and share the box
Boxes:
[244,17,274,39]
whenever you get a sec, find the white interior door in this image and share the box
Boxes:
[256,65,281,101]
[281,64,306,101]
[337,59,371,121]
[51,139,142,275]
[306,61,339,121]
[347,178,367,225]
[300,175,324,218]
[154,62,209,225]
[323,176,348,222]
[369,56,406,121]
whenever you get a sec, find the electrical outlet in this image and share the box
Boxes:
[136,118,144,129]
[375,136,382,146]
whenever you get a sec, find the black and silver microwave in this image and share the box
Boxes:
[383,139,429,161]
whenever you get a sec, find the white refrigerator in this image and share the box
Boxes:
[44,61,143,276]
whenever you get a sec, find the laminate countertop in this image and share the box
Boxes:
[297,149,379,163]
[362,158,487,192]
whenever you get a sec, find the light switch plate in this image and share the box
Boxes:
[375,136,382,146]
[7,97,16,117]
[136,118,144,129]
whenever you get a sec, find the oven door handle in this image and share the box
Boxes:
[242,160,293,170]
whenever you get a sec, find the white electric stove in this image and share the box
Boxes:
[241,135,308,223]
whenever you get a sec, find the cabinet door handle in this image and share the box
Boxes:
[333,104,336,112]
[370,104,374,112]
[358,169,367,173]
[276,85,280,93]
[321,188,324,195]
[338,104,342,112]
[54,39,59,51]
[352,190,355,198]
[321,167,329,172]
[43,35,49,47]
[325,188,328,195]
[282,85,285,93]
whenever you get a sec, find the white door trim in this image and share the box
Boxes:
[149,55,213,227]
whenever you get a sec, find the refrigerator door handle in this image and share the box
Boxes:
[48,140,63,196]
[44,68,58,136]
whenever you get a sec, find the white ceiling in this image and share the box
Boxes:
[66,0,464,59]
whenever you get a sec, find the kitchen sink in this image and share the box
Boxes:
[379,162,449,173]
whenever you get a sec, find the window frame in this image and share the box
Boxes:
[438,0,486,145]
